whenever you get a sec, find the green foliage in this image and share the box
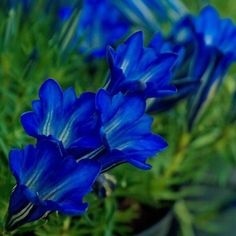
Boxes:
[0,1,236,235]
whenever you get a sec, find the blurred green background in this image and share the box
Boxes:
[0,0,236,235]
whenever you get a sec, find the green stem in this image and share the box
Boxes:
[164,132,191,180]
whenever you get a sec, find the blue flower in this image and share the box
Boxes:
[6,140,101,230]
[112,0,188,32]
[94,89,168,171]
[105,31,177,98]
[20,79,168,172]
[148,6,236,129]
[76,0,130,58]
[148,32,201,112]
[186,6,236,128]
[21,79,100,156]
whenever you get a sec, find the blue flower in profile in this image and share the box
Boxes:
[95,89,168,171]
[112,0,188,32]
[21,79,100,156]
[6,140,101,230]
[148,31,201,112]
[76,0,130,57]
[148,6,236,129]
[186,6,236,128]
[105,31,177,98]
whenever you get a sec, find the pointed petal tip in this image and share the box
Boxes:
[126,31,144,45]
[39,78,63,99]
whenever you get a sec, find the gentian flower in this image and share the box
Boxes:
[148,6,236,129]
[148,32,201,112]
[94,89,168,171]
[105,31,177,98]
[112,0,188,32]
[6,140,101,230]
[21,79,100,156]
[76,0,130,57]
[21,79,168,172]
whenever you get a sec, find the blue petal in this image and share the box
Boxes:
[116,31,144,74]
[38,79,63,136]
[63,87,77,109]
[21,112,39,137]
[9,145,37,185]
[32,100,41,115]
[96,90,146,144]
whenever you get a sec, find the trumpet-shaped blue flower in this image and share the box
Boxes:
[6,140,101,230]
[95,89,168,171]
[105,31,177,98]
[21,79,100,156]
[148,6,236,129]
[148,32,201,112]
[76,0,130,57]
[112,0,188,32]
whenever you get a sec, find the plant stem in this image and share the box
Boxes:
[164,132,191,180]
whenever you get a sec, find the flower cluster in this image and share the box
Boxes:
[6,31,176,229]
[148,6,236,129]
[6,0,185,230]
[5,1,236,232]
